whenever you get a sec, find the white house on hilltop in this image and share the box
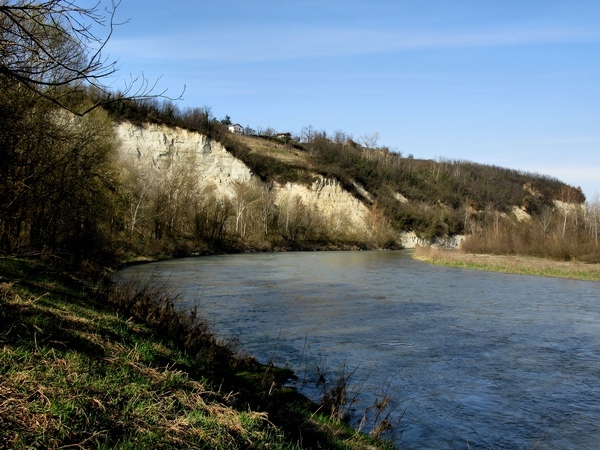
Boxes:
[228,123,244,134]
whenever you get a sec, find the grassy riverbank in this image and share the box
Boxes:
[413,246,600,282]
[0,257,393,449]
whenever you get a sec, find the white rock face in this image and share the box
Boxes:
[115,122,253,197]
[115,122,370,230]
[399,231,465,249]
[554,200,585,215]
[276,177,370,232]
[512,205,531,222]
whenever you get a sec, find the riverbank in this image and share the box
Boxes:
[413,246,600,282]
[0,257,393,449]
[118,237,398,267]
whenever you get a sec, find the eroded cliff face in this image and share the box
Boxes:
[115,122,370,231]
[276,177,370,233]
[115,122,253,198]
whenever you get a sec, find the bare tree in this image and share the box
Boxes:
[588,195,600,248]
[300,125,316,143]
[360,132,380,150]
[231,181,260,237]
[536,205,554,238]
[333,129,351,145]
[557,186,582,238]
[0,0,178,115]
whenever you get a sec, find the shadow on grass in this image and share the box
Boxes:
[1,257,391,449]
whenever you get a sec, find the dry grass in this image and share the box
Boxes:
[0,277,275,449]
[232,134,312,167]
[413,246,600,281]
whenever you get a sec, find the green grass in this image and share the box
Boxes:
[0,257,393,449]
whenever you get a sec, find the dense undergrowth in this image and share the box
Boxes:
[0,257,394,449]
[460,202,600,263]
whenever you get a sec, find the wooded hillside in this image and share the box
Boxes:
[99,96,596,263]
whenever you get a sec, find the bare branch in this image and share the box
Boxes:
[0,0,180,115]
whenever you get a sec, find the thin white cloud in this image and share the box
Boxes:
[106,24,600,64]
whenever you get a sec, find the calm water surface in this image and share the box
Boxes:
[118,251,600,449]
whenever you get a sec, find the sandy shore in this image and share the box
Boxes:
[413,246,600,282]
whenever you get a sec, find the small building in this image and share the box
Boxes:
[275,132,292,141]
[228,123,244,134]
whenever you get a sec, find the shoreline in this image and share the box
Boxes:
[413,246,600,282]
[0,256,393,449]
[116,239,400,269]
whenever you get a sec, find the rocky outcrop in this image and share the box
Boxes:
[115,122,371,231]
[276,177,370,232]
[115,122,253,198]
[399,231,465,249]
[512,205,531,222]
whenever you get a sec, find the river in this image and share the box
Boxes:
[117,250,600,449]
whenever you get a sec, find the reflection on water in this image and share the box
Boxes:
[118,251,600,449]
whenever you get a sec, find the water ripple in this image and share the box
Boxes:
[118,251,600,449]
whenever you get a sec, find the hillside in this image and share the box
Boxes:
[106,98,584,231]
[91,95,598,261]
[2,83,593,265]
[226,130,598,262]
[113,121,376,256]
[226,131,583,237]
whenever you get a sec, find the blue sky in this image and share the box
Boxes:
[104,0,600,201]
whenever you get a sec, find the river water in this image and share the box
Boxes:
[117,250,600,449]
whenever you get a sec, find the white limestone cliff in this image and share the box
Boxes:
[115,122,370,231]
[276,177,370,233]
[115,122,253,198]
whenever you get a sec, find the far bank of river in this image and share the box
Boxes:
[414,246,600,282]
